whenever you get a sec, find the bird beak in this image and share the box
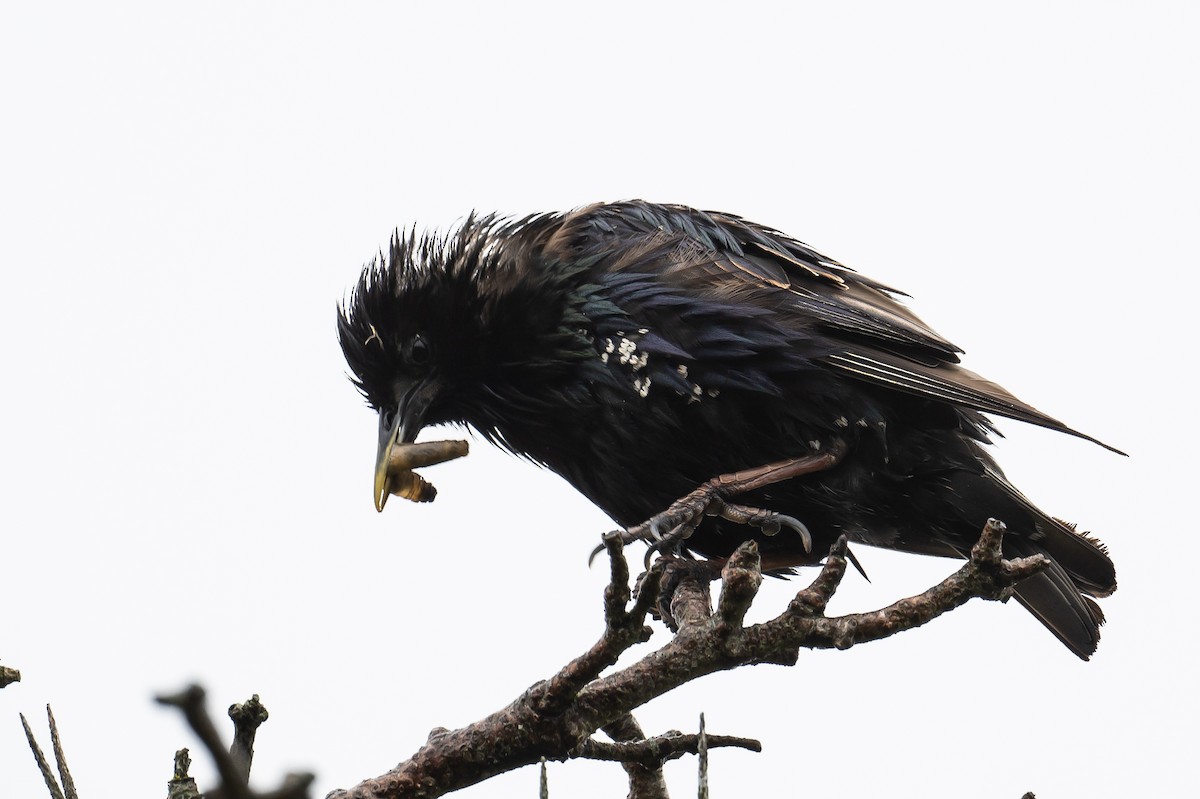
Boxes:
[374,408,404,512]
[373,383,468,510]
[375,385,428,512]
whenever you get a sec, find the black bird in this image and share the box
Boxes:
[338,201,1119,659]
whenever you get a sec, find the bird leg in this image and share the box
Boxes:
[593,439,850,629]
[622,439,848,563]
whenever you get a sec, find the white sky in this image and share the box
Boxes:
[2,3,1196,797]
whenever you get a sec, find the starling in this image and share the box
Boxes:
[338,201,1119,659]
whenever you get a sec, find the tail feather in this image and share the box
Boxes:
[982,464,1117,598]
[1007,547,1105,660]
[947,465,1116,658]
[1037,517,1117,598]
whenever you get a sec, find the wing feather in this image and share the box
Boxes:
[826,350,1125,454]
[559,201,1122,454]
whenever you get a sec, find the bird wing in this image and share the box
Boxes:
[563,201,1122,453]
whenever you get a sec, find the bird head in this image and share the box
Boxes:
[337,214,596,511]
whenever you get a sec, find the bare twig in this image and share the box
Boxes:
[326,519,1042,799]
[0,662,20,688]
[157,685,313,799]
[20,706,76,799]
[167,749,202,799]
[158,686,246,792]
[574,727,757,768]
[20,709,67,799]
[229,694,270,780]
[46,706,79,799]
[601,715,670,799]
[669,572,714,631]
[532,534,659,716]
[788,535,849,618]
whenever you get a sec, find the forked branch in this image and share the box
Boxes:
[322,518,1043,799]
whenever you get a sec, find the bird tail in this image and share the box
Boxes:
[949,467,1116,659]
[1006,537,1109,660]
[996,484,1115,660]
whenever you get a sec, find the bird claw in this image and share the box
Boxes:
[642,523,695,568]
[587,525,679,567]
[586,520,699,569]
[646,519,666,542]
[622,488,813,559]
[720,504,813,553]
[589,447,846,569]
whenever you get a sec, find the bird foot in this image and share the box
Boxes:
[621,491,813,565]
[618,442,849,564]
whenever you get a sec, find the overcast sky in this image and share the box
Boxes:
[3,3,1196,797]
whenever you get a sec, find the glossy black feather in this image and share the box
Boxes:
[339,201,1119,659]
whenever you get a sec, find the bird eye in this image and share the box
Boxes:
[405,333,432,367]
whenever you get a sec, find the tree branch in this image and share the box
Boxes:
[157,686,313,799]
[20,706,76,799]
[326,519,1041,798]
[599,715,671,799]
[46,706,79,799]
[574,728,759,768]
[229,694,270,781]
[531,533,659,717]
[167,748,202,799]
